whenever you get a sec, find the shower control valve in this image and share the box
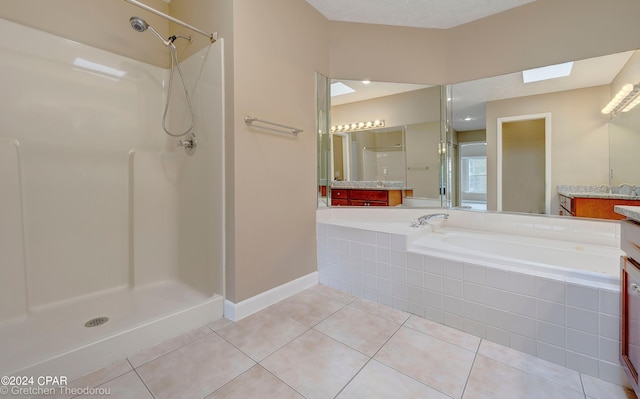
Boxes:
[178,133,197,156]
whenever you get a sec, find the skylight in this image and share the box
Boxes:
[330,81,355,97]
[522,62,573,83]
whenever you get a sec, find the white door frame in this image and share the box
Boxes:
[496,113,552,214]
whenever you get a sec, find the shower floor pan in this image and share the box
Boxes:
[0,280,223,381]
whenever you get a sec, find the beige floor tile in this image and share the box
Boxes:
[312,284,357,304]
[206,365,304,399]
[374,326,475,399]
[39,359,133,399]
[463,355,585,399]
[348,297,411,324]
[582,374,637,399]
[128,325,213,367]
[314,305,401,356]
[270,288,347,327]
[477,340,583,393]
[261,329,369,399]
[74,370,152,399]
[208,317,234,331]
[217,307,307,361]
[137,333,255,399]
[405,315,481,352]
[337,360,452,399]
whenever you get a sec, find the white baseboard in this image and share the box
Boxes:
[224,272,318,321]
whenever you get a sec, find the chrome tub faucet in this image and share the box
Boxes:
[411,213,449,227]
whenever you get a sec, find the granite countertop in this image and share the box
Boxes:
[331,181,413,191]
[615,206,640,222]
[559,191,640,200]
[332,186,414,191]
[557,184,640,200]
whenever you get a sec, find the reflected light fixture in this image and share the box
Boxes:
[362,80,371,84]
[601,83,640,115]
[330,119,384,133]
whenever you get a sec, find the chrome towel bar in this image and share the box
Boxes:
[244,116,303,136]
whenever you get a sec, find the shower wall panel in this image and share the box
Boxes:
[0,139,27,320]
[0,18,167,309]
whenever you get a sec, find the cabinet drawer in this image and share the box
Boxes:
[349,190,388,201]
[622,220,640,262]
[349,200,387,207]
[331,198,348,206]
[332,189,348,198]
[559,194,574,212]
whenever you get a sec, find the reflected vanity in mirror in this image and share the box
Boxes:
[319,79,445,208]
[447,49,640,220]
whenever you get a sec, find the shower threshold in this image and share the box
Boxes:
[0,280,223,381]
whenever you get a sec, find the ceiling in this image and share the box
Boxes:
[451,51,635,131]
[331,80,432,106]
[305,0,537,29]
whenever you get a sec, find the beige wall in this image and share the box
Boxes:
[0,0,171,67]
[486,86,611,214]
[229,0,328,301]
[331,86,441,127]
[458,130,487,143]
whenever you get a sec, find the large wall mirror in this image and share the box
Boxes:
[317,49,640,219]
[317,78,446,208]
[448,49,640,219]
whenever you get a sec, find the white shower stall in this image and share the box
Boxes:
[0,18,224,379]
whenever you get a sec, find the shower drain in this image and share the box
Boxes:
[84,317,109,328]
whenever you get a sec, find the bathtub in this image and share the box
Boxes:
[408,227,621,283]
[317,207,628,386]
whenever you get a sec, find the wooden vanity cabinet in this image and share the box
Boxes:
[330,188,409,207]
[621,219,640,396]
[559,194,639,220]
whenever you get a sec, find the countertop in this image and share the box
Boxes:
[331,186,414,191]
[559,191,640,200]
[615,206,640,223]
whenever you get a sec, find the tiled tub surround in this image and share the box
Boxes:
[316,207,628,386]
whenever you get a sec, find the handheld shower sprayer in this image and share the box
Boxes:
[129,16,191,46]
[128,16,196,141]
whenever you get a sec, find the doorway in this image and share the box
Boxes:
[497,113,551,214]
[331,133,350,181]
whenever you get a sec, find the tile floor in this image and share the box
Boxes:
[39,284,638,399]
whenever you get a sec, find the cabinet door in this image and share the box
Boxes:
[622,256,640,395]
[332,189,348,199]
[331,198,348,206]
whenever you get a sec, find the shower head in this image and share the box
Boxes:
[129,16,149,33]
[129,16,171,46]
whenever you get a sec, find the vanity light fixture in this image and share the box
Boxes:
[362,80,371,84]
[601,83,640,115]
[330,119,384,133]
